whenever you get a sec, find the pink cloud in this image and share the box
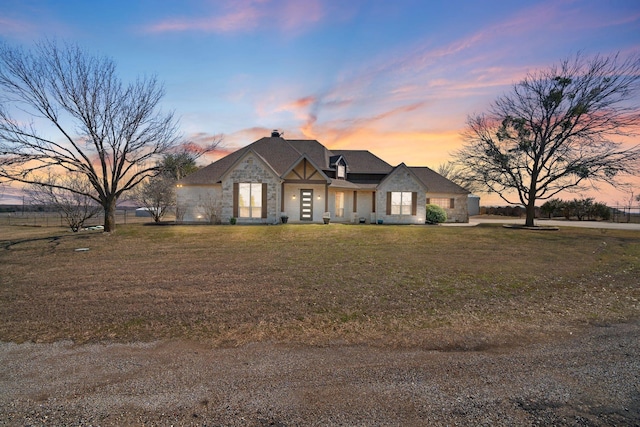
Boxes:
[144,0,325,35]
[279,0,324,33]
[284,96,316,110]
[0,17,37,37]
[145,5,261,33]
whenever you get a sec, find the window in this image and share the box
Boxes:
[337,164,346,179]
[335,192,344,218]
[428,198,454,209]
[391,192,412,215]
[238,183,262,218]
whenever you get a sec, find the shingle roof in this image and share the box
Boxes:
[286,140,331,169]
[178,137,302,185]
[409,167,470,194]
[330,150,393,174]
[328,179,367,189]
[177,148,243,185]
[178,137,457,194]
[179,137,347,185]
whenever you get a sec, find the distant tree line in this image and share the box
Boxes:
[480,206,532,217]
[540,198,611,221]
[480,198,613,221]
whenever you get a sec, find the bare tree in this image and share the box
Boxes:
[197,195,221,224]
[455,53,640,226]
[132,175,175,223]
[0,40,181,232]
[436,161,482,194]
[132,149,222,223]
[174,202,186,223]
[27,173,102,231]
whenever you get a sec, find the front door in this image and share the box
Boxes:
[300,189,313,221]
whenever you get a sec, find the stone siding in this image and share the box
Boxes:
[376,168,426,224]
[221,153,281,224]
[176,185,222,223]
[426,193,469,223]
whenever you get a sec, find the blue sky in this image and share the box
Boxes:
[1,0,639,205]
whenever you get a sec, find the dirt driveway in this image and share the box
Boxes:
[1,320,638,426]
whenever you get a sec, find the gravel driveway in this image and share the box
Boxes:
[1,320,638,426]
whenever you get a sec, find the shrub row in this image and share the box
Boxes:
[541,198,611,221]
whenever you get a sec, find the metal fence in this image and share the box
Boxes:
[477,205,640,224]
[0,208,149,228]
[2,206,639,227]
[609,206,640,224]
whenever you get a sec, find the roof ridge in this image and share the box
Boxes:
[281,137,304,156]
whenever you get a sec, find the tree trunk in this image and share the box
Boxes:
[103,198,117,232]
[525,200,536,227]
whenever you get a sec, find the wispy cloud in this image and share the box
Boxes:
[276,0,597,152]
[143,0,325,35]
[0,17,37,37]
[184,132,224,149]
[212,0,638,172]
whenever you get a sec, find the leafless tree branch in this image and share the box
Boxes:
[455,53,640,226]
[0,40,183,231]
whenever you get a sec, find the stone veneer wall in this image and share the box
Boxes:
[176,185,222,222]
[221,153,281,224]
[376,168,426,224]
[426,193,469,223]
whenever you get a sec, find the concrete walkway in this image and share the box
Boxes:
[465,217,640,231]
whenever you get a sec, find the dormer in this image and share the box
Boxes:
[329,155,348,179]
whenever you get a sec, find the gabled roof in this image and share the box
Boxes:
[280,153,331,182]
[218,148,280,182]
[329,154,345,168]
[409,167,470,194]
[286,140,332,169]
[178,136,302,185]
[177,136,462,194]
[378,163,427,191]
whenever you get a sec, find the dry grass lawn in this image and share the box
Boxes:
[1,223,638,348]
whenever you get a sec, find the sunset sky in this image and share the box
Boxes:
[1,0,639,205]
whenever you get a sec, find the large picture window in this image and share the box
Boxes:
[391,191,412,215]
[238,183,262,218]
[335,191,344,218]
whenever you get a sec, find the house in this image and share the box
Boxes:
[176,131,470,224]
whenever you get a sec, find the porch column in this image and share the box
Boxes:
[280,182,285,212]
[325,183,329,211]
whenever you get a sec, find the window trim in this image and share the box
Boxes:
[386,191,417,215]
[335,191,345,218]
[427,197,455,209]
[234,182,267,219]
